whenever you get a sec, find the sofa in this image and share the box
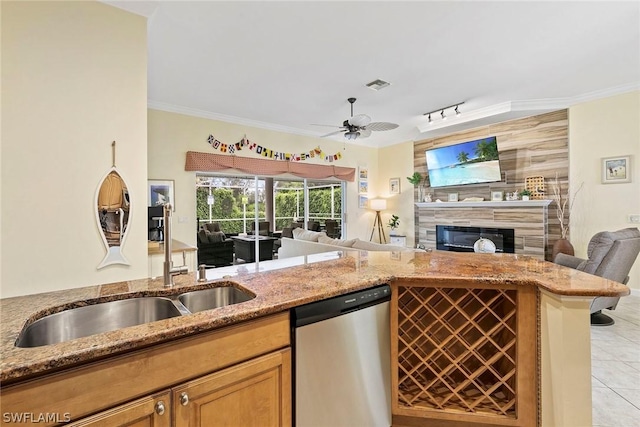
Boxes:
[278,227,414,259]
[197,223,234,267]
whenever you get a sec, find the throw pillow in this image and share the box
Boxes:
[292,228,326,242]
[318,235,357,247]
[208,231,227,244]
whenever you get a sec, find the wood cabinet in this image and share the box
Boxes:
[68,391,171,427]
[1,312,290,427]
[174,350,290,427]
[390,279,537,427]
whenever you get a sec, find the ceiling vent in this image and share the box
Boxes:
[365,79,390,91]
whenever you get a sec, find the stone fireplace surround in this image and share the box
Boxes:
[415,200,553,260]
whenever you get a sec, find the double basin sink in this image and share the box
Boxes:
[16,285,255,348]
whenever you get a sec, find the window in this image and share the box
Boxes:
[196,174,344,236]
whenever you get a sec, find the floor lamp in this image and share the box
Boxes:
[369,199,387,243]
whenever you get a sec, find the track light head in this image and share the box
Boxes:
[428,113,432,124]
[455,105,461,116]
[441,109,446,120]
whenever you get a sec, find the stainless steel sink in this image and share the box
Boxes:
[177,286,255,313]
[16,297,182,348]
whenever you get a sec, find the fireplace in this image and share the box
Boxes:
[436,225,515,253]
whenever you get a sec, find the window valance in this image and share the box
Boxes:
[185,151,355,182]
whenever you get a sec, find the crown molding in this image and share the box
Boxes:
[147,100,322,139]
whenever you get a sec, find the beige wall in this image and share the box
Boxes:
[569,91,640,291]
[1,1,148,298]
[377,142,416,247]
[147,109,380,246]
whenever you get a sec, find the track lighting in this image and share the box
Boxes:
[423,102,465,123]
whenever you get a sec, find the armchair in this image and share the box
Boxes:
[197,222,234,267]
[554,227,640,325]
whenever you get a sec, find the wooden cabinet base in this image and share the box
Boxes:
[391,279,538,427]
[174,349,291,427]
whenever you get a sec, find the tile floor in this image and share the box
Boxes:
[591,293,640,427]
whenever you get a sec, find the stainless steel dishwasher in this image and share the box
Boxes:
[292,284,391,427]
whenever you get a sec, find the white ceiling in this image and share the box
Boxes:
[106,1,640,147]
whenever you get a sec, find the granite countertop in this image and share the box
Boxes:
[0,250,629,384]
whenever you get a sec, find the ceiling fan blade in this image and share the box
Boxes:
[359,129,372,138]
[320,130,345,138]
[349,114,371,127]
[366,121,399,132]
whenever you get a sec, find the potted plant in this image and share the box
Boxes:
[519,189,532,201]
[407,172,426,201]
[387,214,400,236]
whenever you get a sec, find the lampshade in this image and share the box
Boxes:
[369,198,387,211]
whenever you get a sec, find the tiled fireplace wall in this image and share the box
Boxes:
[413,110,569,260]
[416,201,550,259]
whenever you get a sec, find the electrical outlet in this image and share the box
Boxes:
[178,216,188,223]
[629,214,640,224]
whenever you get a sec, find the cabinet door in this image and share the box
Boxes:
[68,391,171,427]
[174,349,291,427]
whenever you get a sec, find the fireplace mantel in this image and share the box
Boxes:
[416,200,553,208]
[415,199,554,260]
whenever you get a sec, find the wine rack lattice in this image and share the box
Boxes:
[397,286,518,418]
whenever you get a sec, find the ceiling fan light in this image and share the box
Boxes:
[344,131,360,140]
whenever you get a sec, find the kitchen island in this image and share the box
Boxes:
[0,250,629,426]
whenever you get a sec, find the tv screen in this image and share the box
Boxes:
[425,136,502,188]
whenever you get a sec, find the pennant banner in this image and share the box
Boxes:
[207,135,343,163]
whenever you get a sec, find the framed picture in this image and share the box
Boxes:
[389,177,401,195]
[359,194,368,209]
[448,193,459,202]
[359,180,368,194]
[148,179,175,211]
[359,167,368,180]
[491,191,504,201]
[602,155,631,184]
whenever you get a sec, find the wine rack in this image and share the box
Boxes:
[391,280,538,426]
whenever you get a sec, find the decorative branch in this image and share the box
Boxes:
[551,173,584,239]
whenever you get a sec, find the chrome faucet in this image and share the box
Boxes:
[163,203,188,287]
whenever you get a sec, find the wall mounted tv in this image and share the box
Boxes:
[425,136,502,188]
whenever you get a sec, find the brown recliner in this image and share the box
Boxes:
[554,227,640,326]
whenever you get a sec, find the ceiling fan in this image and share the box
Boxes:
[316,98,399,140]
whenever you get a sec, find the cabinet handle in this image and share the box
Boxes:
[180,392,189,406]
[155,401,166,416]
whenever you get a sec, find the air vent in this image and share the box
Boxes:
[365,79,391,91]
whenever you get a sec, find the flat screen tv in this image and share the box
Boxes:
[425,136,502,188]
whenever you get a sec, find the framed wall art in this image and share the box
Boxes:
[602,155,631,184]
[389,177,401,195]
[491,191,504,201]
[359,194,368,209]
[148,179,175,211]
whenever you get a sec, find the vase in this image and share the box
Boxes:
[552,238,575,261]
